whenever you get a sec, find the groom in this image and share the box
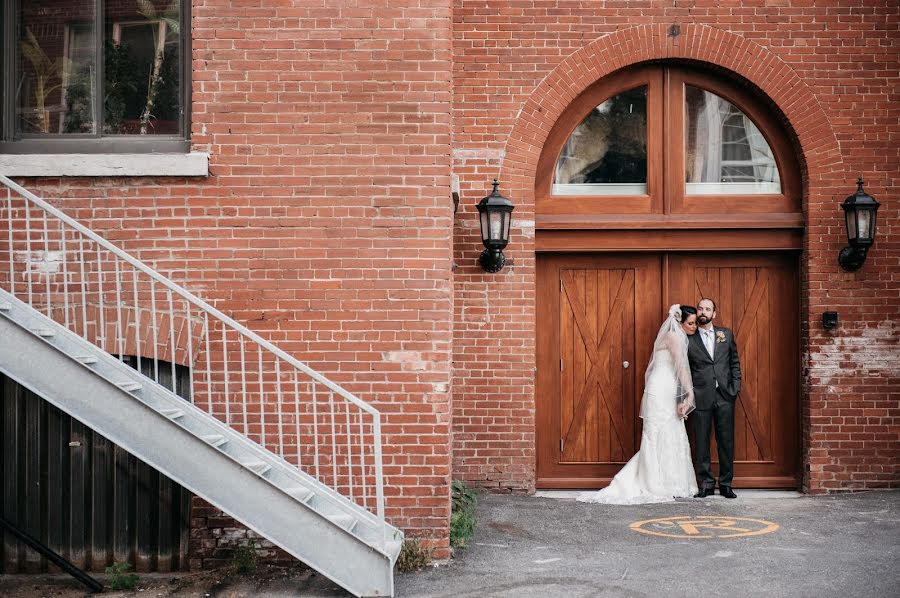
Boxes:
[687,298,742,499]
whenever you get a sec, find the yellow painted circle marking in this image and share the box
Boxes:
[630,516,779,539]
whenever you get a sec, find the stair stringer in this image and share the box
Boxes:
[0,312,397,597]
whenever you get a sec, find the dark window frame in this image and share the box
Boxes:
[0,0,191,154]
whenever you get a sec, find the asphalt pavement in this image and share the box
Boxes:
[397,489,899,598]
[1,489,896,597]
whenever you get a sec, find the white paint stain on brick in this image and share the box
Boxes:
[452,148,506,166]
[383,350,428,371]
[809,319,899,387]
[518,218,535,239]
[218,529,249,542]
[16,250,64,275]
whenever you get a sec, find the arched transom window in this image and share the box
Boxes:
[684,86,780,195]
[537,66,800,220]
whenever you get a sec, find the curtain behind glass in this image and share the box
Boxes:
[685,86,780,195]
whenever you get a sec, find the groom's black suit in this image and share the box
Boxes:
[687,326,741,490]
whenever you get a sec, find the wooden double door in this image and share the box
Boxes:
[536,252,799,488]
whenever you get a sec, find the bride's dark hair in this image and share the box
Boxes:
[680,305,697,320]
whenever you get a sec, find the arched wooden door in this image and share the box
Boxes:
[534,64,803,489]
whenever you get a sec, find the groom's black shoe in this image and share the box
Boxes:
[693,487,714,498]
[719,486,737,499]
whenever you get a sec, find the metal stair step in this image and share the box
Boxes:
[31,328,54,337]
[325,513,358,533]
[117,380,142,392]
[242,461,272,476]
[285,486,315,504]
[160,408,185,419]
[75,355,98,365]
[201,434,228,448]
[0,301,10,311]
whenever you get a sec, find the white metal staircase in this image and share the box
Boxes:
[0,175,402,597]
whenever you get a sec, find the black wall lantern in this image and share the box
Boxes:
[839,177,880,272]
[476,180,514,272]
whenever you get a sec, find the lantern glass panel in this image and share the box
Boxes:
[479,210,489,242]
[858,209,874,243]
[845,209,858,242]
[503,213,512,243]
[489,210,504,242]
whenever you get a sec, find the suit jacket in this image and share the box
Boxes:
[687,326,742,410]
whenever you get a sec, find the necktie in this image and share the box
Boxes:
[705,330,719,387]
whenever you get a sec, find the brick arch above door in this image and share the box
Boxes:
[500,23,846,212]
[488,27,847,493]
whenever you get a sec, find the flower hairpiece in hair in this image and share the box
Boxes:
[668,304,682,322]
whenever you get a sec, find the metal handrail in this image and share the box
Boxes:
[0,176,377,414]
[0,174,386,531]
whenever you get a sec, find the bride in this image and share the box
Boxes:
[578,304,699,504]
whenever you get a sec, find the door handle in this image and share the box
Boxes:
[623,361,629,369]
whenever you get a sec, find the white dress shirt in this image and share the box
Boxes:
[700,326,718,387]
[701,326,715,357]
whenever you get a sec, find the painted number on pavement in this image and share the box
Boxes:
[630,516,779,539]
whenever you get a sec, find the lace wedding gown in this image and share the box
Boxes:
[578,348,698,504]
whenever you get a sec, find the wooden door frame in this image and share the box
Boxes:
[533,63,805,489]
[536,249,802,489]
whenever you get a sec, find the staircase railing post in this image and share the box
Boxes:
[372,413,386,548]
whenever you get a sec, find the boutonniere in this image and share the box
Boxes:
[715,331,726,344]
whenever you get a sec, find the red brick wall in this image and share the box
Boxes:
[12,0,455,557]
[5,1,898,572]
[451,2,899,493]
[190,499,297,570]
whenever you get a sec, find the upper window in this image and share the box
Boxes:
[684,86,780,195]
[1,0,189,152]
[537,65,800,221]
[553,86,648,196]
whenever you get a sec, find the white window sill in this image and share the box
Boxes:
[0,153,209,177]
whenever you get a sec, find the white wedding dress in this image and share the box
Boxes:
[578,310,698,504]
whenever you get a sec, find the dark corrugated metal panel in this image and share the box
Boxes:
[0,363,191,573]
